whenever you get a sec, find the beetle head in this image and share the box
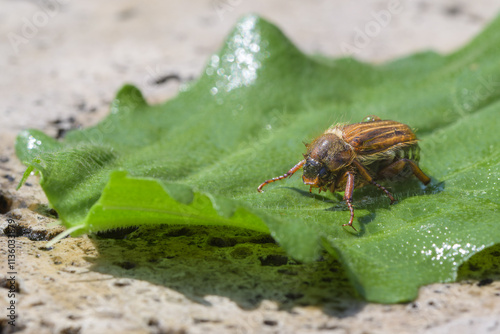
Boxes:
[302,133,355,188]
[302,158,329,188]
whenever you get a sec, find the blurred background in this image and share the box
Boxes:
[2,0,500,135]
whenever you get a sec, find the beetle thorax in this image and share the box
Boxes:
[307,133,354,169]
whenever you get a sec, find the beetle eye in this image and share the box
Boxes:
[318,167,328,178]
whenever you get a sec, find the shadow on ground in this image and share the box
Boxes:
[85,177,452,314]
[86,224,365,317]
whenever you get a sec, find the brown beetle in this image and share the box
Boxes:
[257,116,431,230]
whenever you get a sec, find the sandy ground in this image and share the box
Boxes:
[1,1,500,333]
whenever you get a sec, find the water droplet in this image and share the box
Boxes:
[249,43,260,53]
[210,54,220,67]
[179,82,191,92]
[27,135,42,150]
[362,115,381,122]
[205,16,265,94]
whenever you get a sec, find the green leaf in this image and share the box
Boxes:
[16,14,500,303]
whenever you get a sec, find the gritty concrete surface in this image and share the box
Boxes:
[1,1,500,333]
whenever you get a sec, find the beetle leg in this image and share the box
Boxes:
[341,171,357,231]
[257,159,306,192]
[378,159,431,185]
[352,160,396,204]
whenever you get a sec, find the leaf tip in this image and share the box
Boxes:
[112,84,148,114]
[45,224,86,248]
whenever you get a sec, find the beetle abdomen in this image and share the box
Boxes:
[363,143,421,182]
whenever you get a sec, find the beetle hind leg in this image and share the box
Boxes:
[378,159,431,185]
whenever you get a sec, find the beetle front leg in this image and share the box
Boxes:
[341,171,357,231]
[257,159,306,192]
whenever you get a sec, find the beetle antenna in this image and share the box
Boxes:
[257,159,306,192]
